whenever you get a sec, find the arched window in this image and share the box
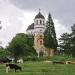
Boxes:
[40,20,42,24]
[40,41,42,45]
[43,21,44,25]
[40,30,42,32]
[36,20,38,25]
[40,35,42,38]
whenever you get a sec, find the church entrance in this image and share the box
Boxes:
[39,51,44,57]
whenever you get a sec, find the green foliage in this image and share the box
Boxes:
[71,24,75,57]
[23,55,73,62]
[59,24,75,57]
[44,30,54,49]
[0,48,6,57]
[6,33,37,61]
[71,37,75,57]
[23,56,46,61]
[0,47,10,58]
[59,33,71,55]
[44,13,57,50]
[27,34,34,46]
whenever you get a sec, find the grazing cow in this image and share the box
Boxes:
[17,59,23,63]
[66,61,70,64]
[52,61,65,64]
[0,57,12,63]
[44,60,52,64]
[6,63,22,73]
[66,61,75,64]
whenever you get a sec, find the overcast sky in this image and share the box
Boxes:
[0,0,75,47]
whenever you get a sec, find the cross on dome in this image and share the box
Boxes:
[35,9,45,19]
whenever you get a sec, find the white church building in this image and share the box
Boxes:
[26,11,45,35]
[26,11,54,57]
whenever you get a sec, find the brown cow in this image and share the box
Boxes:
[66,61,75,64]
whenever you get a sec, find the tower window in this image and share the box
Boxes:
[43,21,44,25]
[40,20,42,24]
[40,30,42,32]
[36,20,38,25]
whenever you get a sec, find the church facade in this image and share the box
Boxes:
[26,11,54,57]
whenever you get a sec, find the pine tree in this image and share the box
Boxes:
[71,24,75,57]
[44,13,57,55]
[49,13,58,50]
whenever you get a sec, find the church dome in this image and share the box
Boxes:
[27,23,34,30]
[35,12,45,19]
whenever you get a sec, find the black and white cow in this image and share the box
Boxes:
[6,63,22,73]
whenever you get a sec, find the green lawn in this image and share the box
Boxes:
[0,62,75,75]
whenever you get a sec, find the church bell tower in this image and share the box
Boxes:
[34,10,46,57]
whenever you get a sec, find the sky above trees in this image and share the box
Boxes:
[0,0,75,47]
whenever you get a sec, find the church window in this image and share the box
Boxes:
[40,35,42,38]
[36,20,38,25]
[40,30,42,32]
[43,21,44,25]
[40,20,42,24]
[40,41,42,45]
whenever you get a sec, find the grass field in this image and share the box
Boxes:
[0,62,75,75]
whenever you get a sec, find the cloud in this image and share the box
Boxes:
[0,0,25,47]
[10,0,75,27]
[53,19,71,38]
[0,0,72,48]
[0,0,37,47]
[19,11,37,33]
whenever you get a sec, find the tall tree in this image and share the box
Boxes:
[70,24,75,57]
[59,24,75,57]
[59,33,71,56]
[44,13,57,55]
[6,33,37,62]
[48,13,58,50]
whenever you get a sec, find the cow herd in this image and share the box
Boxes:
[0,57,75,73]
[45,60,75,64]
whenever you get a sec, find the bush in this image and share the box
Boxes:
[23,56,38,61]
[23,55,74,62]
[23,56,47,62]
